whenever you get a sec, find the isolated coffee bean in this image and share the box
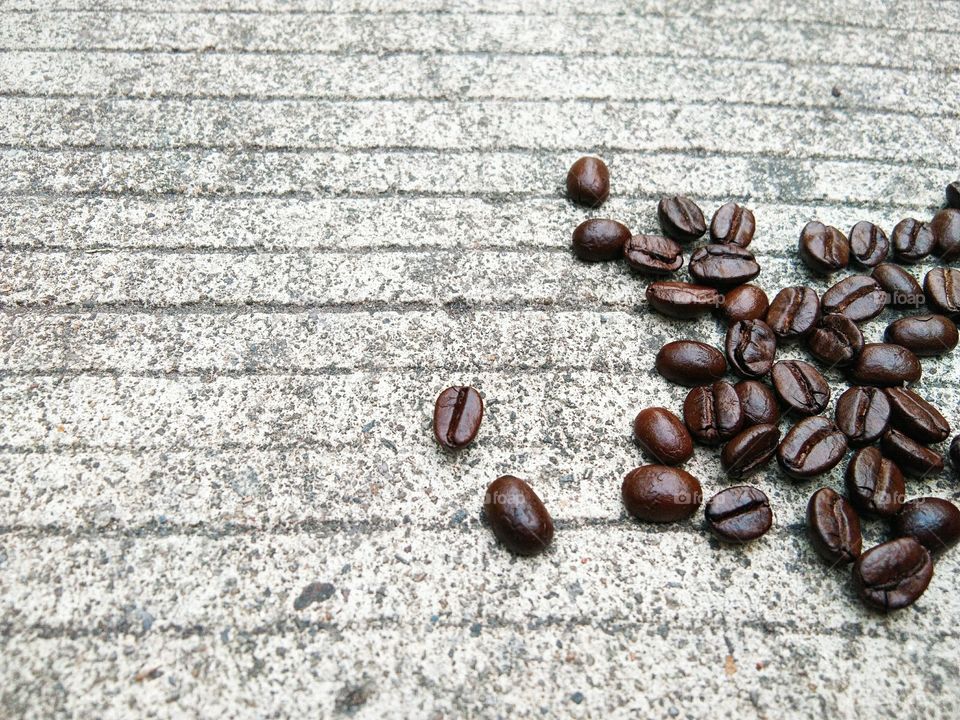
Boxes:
[930,208,960,261]
[947,180,960,209]
[848,221,889,267]
[766,286,821,340]
[806,313,864,367]
[884,387,950,444]
[633,407,694,465]
[720,284,768,324]
[821,275,887,322]
[646,281,722,320]
[849,343,921,386]
[777,416,848,479]
[710,201,755,247]
[798,221,849,275]
[571,219,630,261]
[622,465,702,522]
[721,423,780,479]
[433,386,483,450]
[891,218,935,263]
[623,234,683,274]
[806,487,862,565]
[871,263,923,309]
[881,428,944,477]
[683,381,744,445]
[853,537,932,612]
[834,386,890,446]
[725,319,776,379]
[704,486,772,543]
[884,314,959,357]
[655,341,727,386]
[688,245,761,288]
[734,380,780,426]
[483,475,554,556]
[924,268,960,317]
[893,498,960,554]
[566,156,609,207]
[657,195,706,242]
[845,446,905,518]
[771,360,830,415]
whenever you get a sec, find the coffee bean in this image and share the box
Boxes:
[682,381,744,445]
[952,435,960,473]
[848,221,889,267]
[893,498,960,554]
[720,423,780,479]
[806,487,862,565]
[571,219,629,261]
[798,221,849,275]
[891,218,935,263]
[720,284,769,324]
[931,208,960,261]
[734,380,780,426]
[566,156,609,207]
[483,475,554,555]
[704,486,773,543]
[623,234,683,274]
[947,180,960,209]
[871,263,924,309]
[433,386,483,450]
[845,446,905,518]
[633,407,694,465]
[710,201,755,247]
[766,286,821,340]
[655,341,727,386]
[834,386,890,446]
[806,313,864,367]
[621,465,702,522]
[881,428,944,477]
[688,244,761,288]
[924,267,960,317]
[849,343,921,386]
[657,195,706,242]
[777,416,848,479]
[883,387,951,444]
[821,275,887,322]
[646,281,722,320]
[884,314,959,357]
[771,360,830,415]
[853,537,932,612]
[725,319,776,379]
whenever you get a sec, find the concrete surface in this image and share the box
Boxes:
[1,0,959,717]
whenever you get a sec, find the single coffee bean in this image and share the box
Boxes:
[771,360,830,415]
[720,284,768,324]
[688,244,760,288]
[710,201,755,247]
[848,221,889,267]
[885,314,959,357]
[720,423,780,479]
[655,341,727,386]
[725,319,776,379]
[633,407,694,465]
[881,428,944,477]
[657,195,706,242]
[682,381,744,445]
[734,380,780,426]
[623,234,683,274]
[821,274,887,322]
[433,386,483,450]
[930,208,960,261]
[806,313,864,367]
[798,221,849,275]
[871,263,923,309]
[924,267,960,317]
[566,156,609,207]
[845,446,905,518]
[834,386,890,446]
[947,180,960,209]
[766,286,821,340]
[704,486,773,543]
[891,218,935,263]
[893,498,960,554]
[646,281,722,320]
[849,343,921,386]
[777,416,848,479]
[571,219,629,261]
[621,465,702,522]
[806,487,862,565]
[883,387,950,444]
[952,435,960,472]
[853,537,932,612]
[483,475,554,555]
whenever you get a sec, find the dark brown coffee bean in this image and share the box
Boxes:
[947,180,960,209]
[777,416,848,479]
[734,380,780,426]
[710,201,755,247]
[704,486,772,543]
[621,465,702,523]
[645,281,721,320]
[720,423,780,479]
[883,387,950,444]
[871,263,924,309]
[820,275,887,322]
[655,341,726,386]
[806,487,862,565]
[891,218,935,263]
[931,208,960,261]
[924,267,960,317]
[483,475,554,555]
[433,386,483,450]
[848,221,889,267]
[771,360,830,415]
[893,498,960,554]
[682,381,744,445]
[798,221,849,275]
[806,314,864,367]
[766,286,821,340]
[845,446,905,518]
[688,244,760,288]
[623,234,683,274]
[853,537,932,612]
[657,195,706,242]
[952,435,960,472]
[881,428,944,477]
[834,386,890,446]
[724,319,776,379]
[885,314,959,357]
[571,219,629,261]
[633,407,694,465]
[566,156,609,208]
[849,343,921,386]
[719,284,768,324]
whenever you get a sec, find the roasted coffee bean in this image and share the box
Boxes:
[806,314,864,367]
[821,275,887,322]
[777,416,848,479]
[571,219,629,261]
[807,487,862,565]
[885,314,959,357]
[704,486,772,543]
[881,428,944,477]
[657,195,706,242]
[688,244,760,288]
[849,343,921,386]
[622,465,702,522]
[483,475,554,556]
[798,221,849,275]
[853,537,932,612]
[891,218,935,263]
[845,446,906,518]
[952,435,960,472]
[633,407,694,465]
[646,281,722,320]
[683,381,744,445]
[893,498,960,554]
[947,180,960,209]
[766,286,821,340]
[720,284,769,324]
[710,201,755,247]
[655,341,727,386]
[871,263,924,308]
[848,221,889,267]
[924,267,960,317]
[725,319,776,379]
[721,423,780,479]
[566,156,609,207]
[835,386,890,446]
[623,234,683,274]
[433,386,483,450]
[931,208,960,261]
[734,380,780,426]
[884,387,950,444]
[771,360,830,415]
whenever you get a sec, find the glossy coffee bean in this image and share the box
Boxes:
[951,435,960,472]
[891,218,935,263]
[848,221,889,267]
[834,386,890,446]
[947,180,960,209]
[884,387,950,444]
[623,234,683,274]
[633,407,694,466]
[806,313,864,367]
[622,465,702,523]
[646,281,722,320]
[885,314,959,357]
[433,386,483,450]
[483,475,554,556]
[720,423,780,479]
[777,416,848,479]
[657,195,706,242]
[725,319,776,379]
[931,208,960,261]
[849,343,921,386]
[688,244,760,288]
[771,360,830,415]
[798,221,849,275]
[845,446,905,518]
[821,275,887,322]
[881,428,944,477]
[853,537,932,612]
[655,341,726,386]
[719,284,768,324]
[734,380,780,426]
[571,219,629,261]
[710,201,755,247]
[871,263,924,309]
[566,156,609,207]
[766,286,821,340]
[704,486,772,543]
[806,487,862,565]
[924,268,960,317]
[682,381,744,445]
[893,498,960,554]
